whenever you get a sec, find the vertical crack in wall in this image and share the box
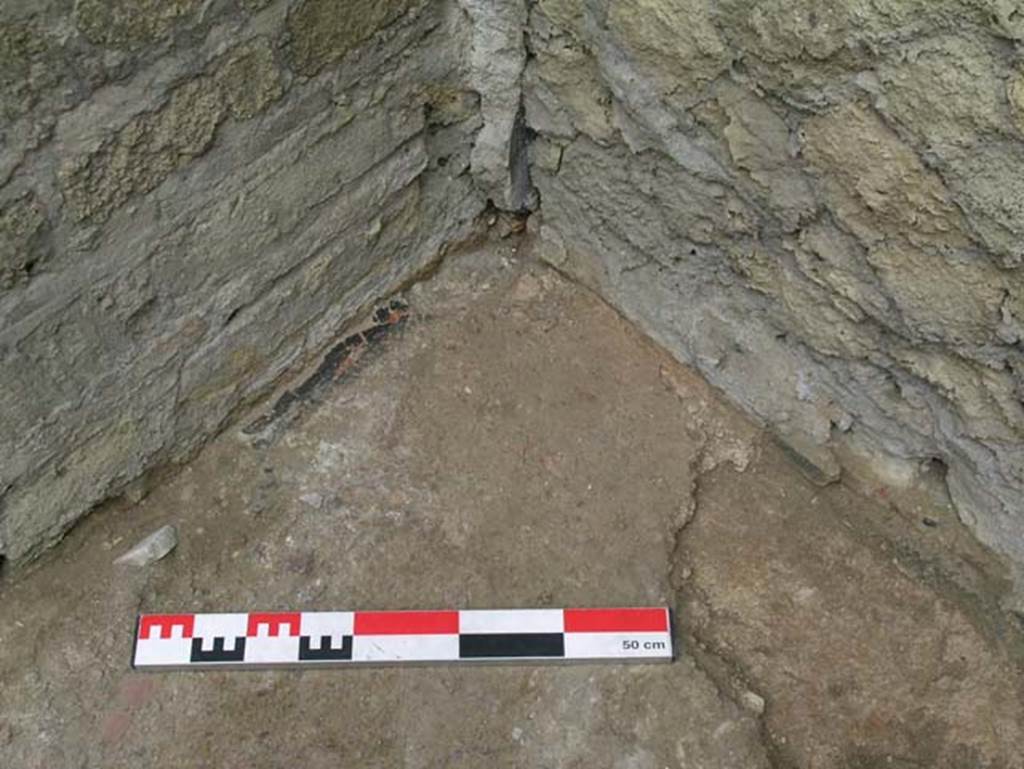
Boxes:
[507,101,535,212]
[458,0,530,210]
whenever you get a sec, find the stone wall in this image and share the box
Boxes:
[4,0,1024,598]
[0,0,489,563]
[525,0,1024,598]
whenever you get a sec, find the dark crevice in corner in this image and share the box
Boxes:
[508,99,536,214]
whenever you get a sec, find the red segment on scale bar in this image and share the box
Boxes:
[354,610,459,635]
[563,607,668,633]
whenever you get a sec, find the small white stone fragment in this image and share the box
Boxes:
[114,524,178,567]
[740,690,766,715]
[299,492,324,509]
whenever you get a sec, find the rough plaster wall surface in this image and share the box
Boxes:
[0,0,486,563]
[3,0,1024,604]
[525,0,1024,600]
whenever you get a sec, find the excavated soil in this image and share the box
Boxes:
[1,238,1021,768]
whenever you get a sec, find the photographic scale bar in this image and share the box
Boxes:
[132,607,673,669]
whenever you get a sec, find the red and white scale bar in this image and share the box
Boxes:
[133,607,673,669]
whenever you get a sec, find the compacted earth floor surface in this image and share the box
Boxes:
[1,237,1023,768]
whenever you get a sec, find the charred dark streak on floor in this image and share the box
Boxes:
[243,299,411,441]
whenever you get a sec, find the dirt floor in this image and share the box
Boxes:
[1,237,1022,768]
